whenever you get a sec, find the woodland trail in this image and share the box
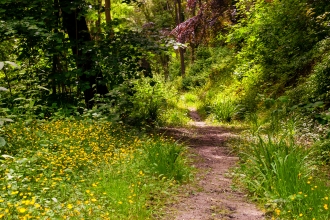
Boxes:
[161,108,265,220]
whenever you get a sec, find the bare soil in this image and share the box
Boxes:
[160,108,265,220]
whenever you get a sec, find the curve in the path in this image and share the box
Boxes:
[161,108,265,220]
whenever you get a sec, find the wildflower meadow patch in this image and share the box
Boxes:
[0,120,190,219]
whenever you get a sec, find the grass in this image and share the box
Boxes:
[159,107,190,127]
[212,98,236,123]
[232,118,330,219]
[0,120,191,219]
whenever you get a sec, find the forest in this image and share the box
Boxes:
[1,0,330,219]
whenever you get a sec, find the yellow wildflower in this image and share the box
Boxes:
[275,208,280,216]
[18,207,26,213]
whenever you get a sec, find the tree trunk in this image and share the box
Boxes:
[105,0,112,24]
[95,0,102,40]
[179,48,185,77]
[174,0,179,25]
[177,0,184,22]
[160,54,170,81]
[59,0,108,108]
[176,0,185,77]
[51,0,60,96]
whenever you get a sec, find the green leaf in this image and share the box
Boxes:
[0,137,6,147]
[37,86,50,91]
[0,118,14,123]
[4,61,18,68]
[13,97,26,101]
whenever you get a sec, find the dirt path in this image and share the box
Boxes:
[161,108,265,220]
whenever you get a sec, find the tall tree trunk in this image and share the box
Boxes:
[105,0,112,24]
[161,54,170,81]
[177,0,184,22]
[95,0,102,41]
[176,0,185,77]
[179,48,185,77]
[59,0,108,108]
[174,0,179,25]
[52,55,57,95]
[52,0,60,96]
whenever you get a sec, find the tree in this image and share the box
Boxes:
[175,0,186,77]
[105,0,112,24]
[59,0,108,108]
[171,0,232,47]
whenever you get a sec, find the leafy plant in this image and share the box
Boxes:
[212,98,236,122]
[142,137,191,182]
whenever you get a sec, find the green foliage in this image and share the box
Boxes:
[110,77,164,127]
[313,139,330,165]
[212,98,236,122]
[181,73,208,90]
[233,123,330,219]
[127,78,165,126]
[182,47,216,90]
[313,38,330,101]
[0,0,170,114]
[142,137,191,182]
[226,0,328,113]
[180,46,236,92]
[159,108,190,126]
[182,93,198,105]
[195,47,212,60]
[158,85,191,127]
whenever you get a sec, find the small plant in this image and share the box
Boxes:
[212,98,236,122]
[184,93,198,104]
[142,137,191,183]
[160,108,190,127]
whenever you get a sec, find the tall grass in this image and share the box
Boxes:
[213,98,236,122]
[234,115,330,219]
[142,138,191,182]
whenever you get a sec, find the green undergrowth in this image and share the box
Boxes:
[154,79,191,127]
[0,120,192,219]
[230,115,330,220]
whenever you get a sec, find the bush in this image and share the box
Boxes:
[313,52,330,101]
[103,77,167,127]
